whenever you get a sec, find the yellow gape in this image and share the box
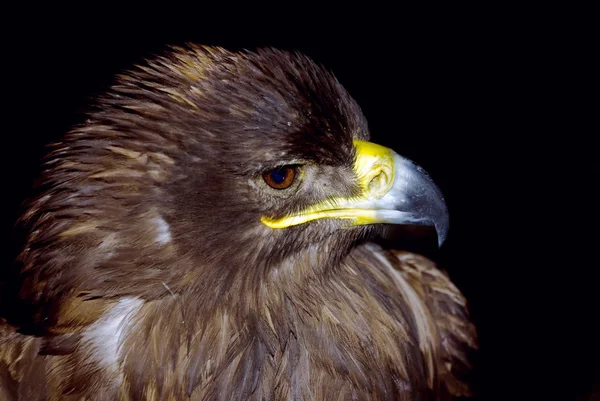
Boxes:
[261,140,397,229]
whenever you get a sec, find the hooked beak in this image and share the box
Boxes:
[261,140,449,246]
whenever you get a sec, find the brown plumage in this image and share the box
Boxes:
[0,45,477,400]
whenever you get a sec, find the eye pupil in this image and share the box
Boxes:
[270,169,287,184]
[263,166,297,189]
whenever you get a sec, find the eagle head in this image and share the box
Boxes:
[17,45,449,313]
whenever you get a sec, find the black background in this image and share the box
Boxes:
[2,7,597,401]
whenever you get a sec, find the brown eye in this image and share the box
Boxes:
[263,166,297,189]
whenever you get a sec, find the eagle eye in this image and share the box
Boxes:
[263,166,297,189]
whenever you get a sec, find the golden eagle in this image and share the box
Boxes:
[0,45,476,401]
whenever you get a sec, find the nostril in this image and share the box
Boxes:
[368,169,389,193]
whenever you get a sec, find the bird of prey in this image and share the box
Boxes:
[0,45,477,401]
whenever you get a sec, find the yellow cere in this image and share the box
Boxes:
[261,140,396,229]
[352,140,395,198]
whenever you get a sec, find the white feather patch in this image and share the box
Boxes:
[82,297,143,370]
[153,216,172,245]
